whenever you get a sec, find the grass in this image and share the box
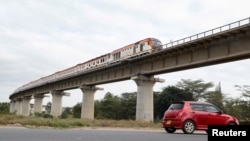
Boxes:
[0,114,162,129]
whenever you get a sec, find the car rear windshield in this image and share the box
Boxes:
[168,103,184,110]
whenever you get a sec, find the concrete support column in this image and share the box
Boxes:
[15,98,22,115]
[132,75,165,122]
[21,96,32,116]
[9,100,16,114]
[34,95,45,113]
[80,85,103,119]
[51,91,70,117]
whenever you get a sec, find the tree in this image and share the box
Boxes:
[154,86,194,120]
[119,92,136,120]
[72,103,81,118]
[97,92,121,119]
[0,102,10,114]
[44,102,52,114]
[205,82,225,110]
[94,100,102,119]
[233,85,250,121]
[95,92,137,120]
[235,85,250,100]
[61,107,72,119]
[176,79,214,101]
[224,98,250,121]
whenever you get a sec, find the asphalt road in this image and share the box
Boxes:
[0,127,207,141]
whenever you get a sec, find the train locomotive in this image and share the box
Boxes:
[13,38,162,93]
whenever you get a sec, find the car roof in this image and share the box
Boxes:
[172,100,212,105]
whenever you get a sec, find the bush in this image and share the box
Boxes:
[239,121,250,125]
[34,112,53,118]
[60,112,68,119]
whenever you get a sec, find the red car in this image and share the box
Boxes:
[162,101,239,134]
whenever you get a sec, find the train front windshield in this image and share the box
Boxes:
[152,38,162,49]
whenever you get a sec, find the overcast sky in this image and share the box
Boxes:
[1,0,250,107]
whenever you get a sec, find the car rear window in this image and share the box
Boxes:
[168,103,184,110]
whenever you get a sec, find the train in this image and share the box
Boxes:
[13,38,163,93]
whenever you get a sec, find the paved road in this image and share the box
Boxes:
[0,127,207,141]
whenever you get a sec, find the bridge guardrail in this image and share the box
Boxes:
[163,17,250,49]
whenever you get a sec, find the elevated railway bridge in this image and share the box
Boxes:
[9,17,250,122]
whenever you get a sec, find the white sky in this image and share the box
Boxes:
[1,0,250,107]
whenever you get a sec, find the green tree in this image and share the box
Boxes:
[0,102,10,114]
[60,107,72,119]
[176,79,214,101]
[205,82,225,110]
[235,85,250,100]
[237,100,250,121]
[72,103,82,118]
[224,98,250,121]
[98,92,121,119]
[45,102,52,114]
[223,98,241,118]
[154,86,194,120]
[94,100,102,119]
[119,92,136,120]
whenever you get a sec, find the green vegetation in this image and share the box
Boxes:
[0,102,10,114]
[1,79,250,128]
[0,114,161,129]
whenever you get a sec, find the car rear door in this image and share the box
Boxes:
[190,104,208,129]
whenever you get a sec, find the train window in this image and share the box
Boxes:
[140,44,143,51]
[133,46,136,53]
[115,52,121,60]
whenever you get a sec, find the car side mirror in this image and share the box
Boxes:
[217,110,223,114]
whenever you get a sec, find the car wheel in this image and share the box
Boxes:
[182,120,195,134]
[228,122,236,125]
[165,127,176,133]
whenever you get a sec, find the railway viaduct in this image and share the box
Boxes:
[9,18,250,122]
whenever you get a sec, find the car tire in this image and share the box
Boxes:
[182,120,195,134]
[228,122,236,125]
[165,127,176,133]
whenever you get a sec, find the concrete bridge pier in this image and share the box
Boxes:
[14,98,22,115]
[51,91,70,117]
[80,85,103,119]
[9,100,15,114]
[34,95,45,114]
[21,96,32,116]
[131,75,165,122]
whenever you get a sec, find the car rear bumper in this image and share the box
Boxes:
[162,119,183,129]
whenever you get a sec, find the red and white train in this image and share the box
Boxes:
[13,38,162,93]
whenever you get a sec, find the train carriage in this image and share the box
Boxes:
[109,38,162,63]
[12,37,162,93]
